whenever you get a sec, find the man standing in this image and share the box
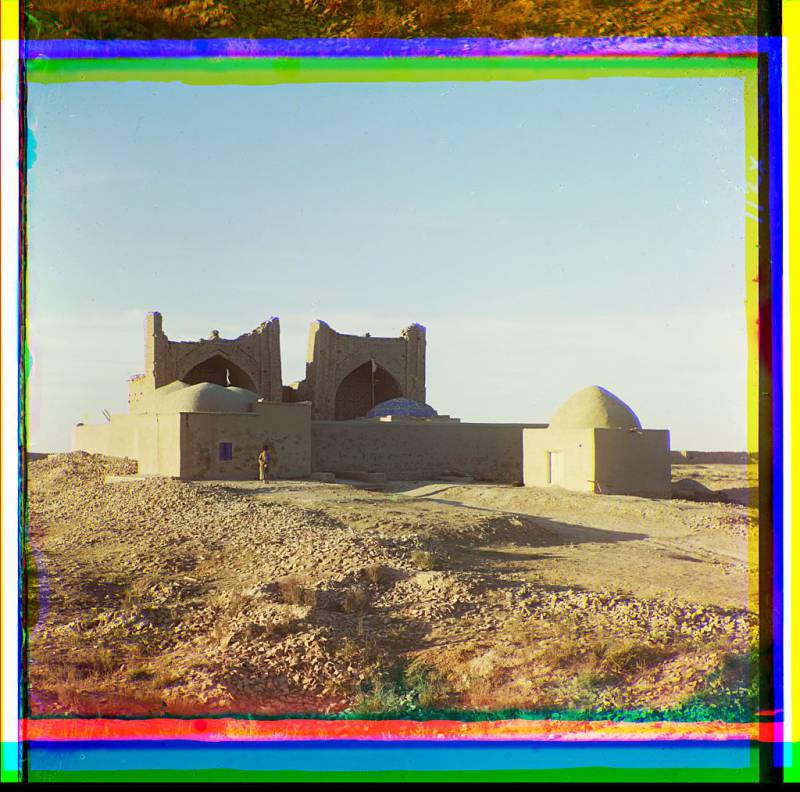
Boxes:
[258,445,271,483]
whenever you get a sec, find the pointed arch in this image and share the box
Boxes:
[334,361,402,420]
[181,353,257,391]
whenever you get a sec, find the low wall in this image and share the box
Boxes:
[311,421,546,483]
[670,450,757,464]
[73,414,153,462]
[72,423,113,456]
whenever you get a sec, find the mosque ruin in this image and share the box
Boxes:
[73,312,671,497]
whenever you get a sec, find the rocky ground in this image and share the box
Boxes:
[25,453,758,718]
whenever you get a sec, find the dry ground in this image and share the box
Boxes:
[25,0,757,40]
[25,453,757,718]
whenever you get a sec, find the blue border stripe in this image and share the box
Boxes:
[27,740,754,772]
[761,34,785,770]
[23,36,760,61]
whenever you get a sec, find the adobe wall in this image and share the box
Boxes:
[522,427,596,492]
[73,414,183,476]
[311,421,545,482]
[136,414,183,477]
[131,312,283,409]
[128,374,149,413]
[670,450,756,464]
[73,414,145,459]
[178,402,311,480]
[303,321,426,420]
[72,423,113,457]
[594,428,671,498]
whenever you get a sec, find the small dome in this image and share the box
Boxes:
[549,386,641,430]
[367,397,438,419]
[158,382,256,413]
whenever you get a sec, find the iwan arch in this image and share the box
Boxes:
[74,312,670,497]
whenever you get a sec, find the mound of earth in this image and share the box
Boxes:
[25,453,757,718]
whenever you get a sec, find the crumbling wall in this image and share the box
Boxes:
[302,320,426,420]
[131,312,283,406]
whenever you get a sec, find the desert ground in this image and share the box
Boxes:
[26,453,757,718]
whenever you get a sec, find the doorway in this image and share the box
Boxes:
[548,451,565,485]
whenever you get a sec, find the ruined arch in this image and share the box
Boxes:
[334,361,402,420]
[181,354,257,391]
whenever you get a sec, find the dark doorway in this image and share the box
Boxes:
[183,354,256,391]
[334,361,402,420]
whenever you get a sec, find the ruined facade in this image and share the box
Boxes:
[128,312,283,412]
[289,320,427,420]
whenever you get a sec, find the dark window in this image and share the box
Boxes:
[219,442,233,461]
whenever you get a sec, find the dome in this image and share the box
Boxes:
[226,386,258,399]
[155,380,189,396]
[158,382,256,413]
[549,386,641,430]
[367,397,438,419]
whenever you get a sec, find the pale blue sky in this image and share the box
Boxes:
[26,76,747,451]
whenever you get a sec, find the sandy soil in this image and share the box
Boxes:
[25,454,757,717]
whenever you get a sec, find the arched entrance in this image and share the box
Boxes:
[182,354,257,391]
[334,361,402,420]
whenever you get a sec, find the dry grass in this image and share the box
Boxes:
[341,586,370,614]
[362,563,385,586]
[410,550,439,571]
[25,0,757,39]
[278,576,317,607]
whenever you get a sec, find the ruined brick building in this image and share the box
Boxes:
[74,312,670,496]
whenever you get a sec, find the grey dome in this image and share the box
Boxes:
[549,386,641,430]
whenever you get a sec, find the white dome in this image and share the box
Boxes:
[550,386,641,430]
[157,382,256,413]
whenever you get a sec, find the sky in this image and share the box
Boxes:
[25,74,748,452]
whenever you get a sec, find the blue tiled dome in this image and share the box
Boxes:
[367,397,438,419]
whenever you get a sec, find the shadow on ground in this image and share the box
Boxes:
[672,479,758,506]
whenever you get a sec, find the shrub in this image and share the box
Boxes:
[278,576,316,606]
[127,667,154,682]
[410,550,437,571]
[342,586,370,615]
[363,564,385,586]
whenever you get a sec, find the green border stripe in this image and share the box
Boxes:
[27,763,760,783]
[26,56,756,85]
